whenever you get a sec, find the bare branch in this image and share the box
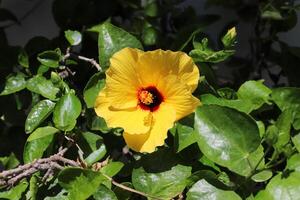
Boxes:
[0,148,79,187]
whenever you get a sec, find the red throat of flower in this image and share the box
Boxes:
[138,86,164,112]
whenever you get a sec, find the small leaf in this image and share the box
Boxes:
[172,123,197,152]
[0,73,26,96]
[25,100,56,133]
[286,154,300,172]
[18,49,29,68]
[0,153,20,170]
[194,105,262,176]
[26,75,59,100]
[37,50,61,68]
[53,93,82,131]
[78,132,107,166]
[132,165,191,199]
[189,49,234,63]
[26,173,39,200]
[100,162,124,177]
[292,134,300,152]
[251,170,273,182]
[222,27,237,48]
[186,179,241,200]
[0,180,28,199]
[58,168,106,200]
[237,80,272,110]
[83,72,105,108]
[64,30,82,46]
[23,126,58,163]
[90,22,143,69]
[93,185,118,200]
[274,110,293,151]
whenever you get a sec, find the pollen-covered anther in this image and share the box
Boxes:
[139,90,154,105]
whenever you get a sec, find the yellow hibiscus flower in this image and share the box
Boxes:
[94,48,200,153]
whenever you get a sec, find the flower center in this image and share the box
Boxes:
[138,86,163,112]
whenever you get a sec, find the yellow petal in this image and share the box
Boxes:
[105,48,142,108]
[157,75,200,120]
[137,49,199,92]
[123,103,176,153]
[95,87,151,134]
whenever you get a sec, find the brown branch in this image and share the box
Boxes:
[0,148,79,187]
[63,48,102,72]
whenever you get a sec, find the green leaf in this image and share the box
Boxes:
[0,153,19,170]
[186,179,241,200]
[26,75,59,100]
[93,184,118,200]
[286,154,300,172]
[0,73,26,95]
[83,72,105,108]
[0,180,28,199]
[23,126,58,163]
[172,123,197,152]
[251,170,273,182]
[194,105,262,176]
[44,190,68,200]
[92,22,143,69]
[292,133,300,152]
[37,50,61,68]
[26,173,39,200]
[132,165,191,199]
[78,132,107,166]
[200,94,253,113]
[64,30,82,46]
[142,27,158,46]
[53,93,82,131]
[237,80,272,110]
[100,162,124,177]
[272,87,300,130]
[189,49,234,63]
[58,168,106,200]
[274,110,293,150]
[25,100,56,133]
[255,172,300,200]
[18,49,29,68]
[261,9,283,20]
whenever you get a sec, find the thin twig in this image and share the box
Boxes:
[103,174,163,200]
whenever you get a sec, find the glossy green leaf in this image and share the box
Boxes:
[200,94,253,113]
[23,126,58,163]
[194,105,262,176]
[132,165,191,199]
[53,93,82,131]
[100,162,124,177]
[58,168,106,200]
[83,72,105,108]
[64,30,82,46]
[286,154,300,172]
[93,184,118,200]
[25,100,56,133]
[0,73,26,95]
[251,170,273,182]
[26,173,39,200]
[18,49,29,68]
[255,172,300,200]
[237,80,272,110]
[186,179,241,200]
[78,132,107,166]
[0,180,28,199]
[37,50,61,68]
[26,75,59,100]
[92,22,143,69]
